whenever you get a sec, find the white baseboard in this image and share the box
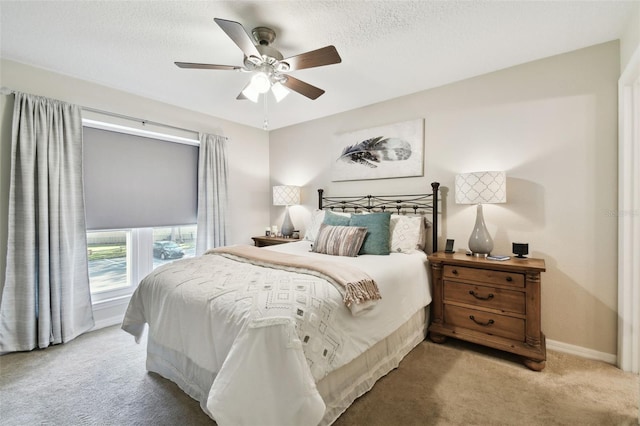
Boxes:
[547,338,617,366]
[90,295,130,332]
[91,314,123,331]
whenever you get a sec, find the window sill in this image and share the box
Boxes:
[92,293,132,308]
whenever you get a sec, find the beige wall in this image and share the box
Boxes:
[270,41,620,356]
[0,59,271,291]
[620,1,640,71]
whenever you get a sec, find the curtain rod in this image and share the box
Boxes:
[1,87,228,140]
[81,106,199,136]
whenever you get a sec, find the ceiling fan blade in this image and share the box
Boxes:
[281,76,325,100]
[214,18,262,60]
[281,46,342,71]
[175,62,241,71]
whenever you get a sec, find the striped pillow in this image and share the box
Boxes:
[312,224,368,257]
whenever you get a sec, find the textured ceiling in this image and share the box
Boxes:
[0,1,636,130]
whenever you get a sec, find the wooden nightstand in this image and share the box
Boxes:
[428,251,547,371]
[251,236,300,247]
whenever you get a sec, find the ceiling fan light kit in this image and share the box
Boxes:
[176,18,341,104]
[270,82,290,102]
[251,73,271,94]
[241,73,290,103]
[241,82,260,103]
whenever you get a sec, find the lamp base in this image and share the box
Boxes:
[468,204,494,257]
[281,206,295,237]
[471,252,489,258]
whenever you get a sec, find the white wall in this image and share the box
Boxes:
[269,41,620,357]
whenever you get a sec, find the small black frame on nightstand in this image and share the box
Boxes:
[445,239,455,253]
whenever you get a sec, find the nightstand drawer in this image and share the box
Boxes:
[443,265,524,288]
[444,305,525,341]
[444,281,525,314]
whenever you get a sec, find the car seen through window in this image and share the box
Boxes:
[153,241,185,260]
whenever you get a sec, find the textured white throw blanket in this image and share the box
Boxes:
[208,245,381,315]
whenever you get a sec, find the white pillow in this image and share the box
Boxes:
[304,210,325,242]
[304,210,350,242]
[389,215,426,253]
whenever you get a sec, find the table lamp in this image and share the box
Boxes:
[455,171,507,257]
[273,185,300,237]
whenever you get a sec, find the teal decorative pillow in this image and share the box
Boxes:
[323,210,351,226]
[349,212,391,255]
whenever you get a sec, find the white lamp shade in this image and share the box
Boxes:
[251,72,271,94]
[455,171,507,204]
[271,82,290,103]
[241,82,260,103]
[273,185,300,206]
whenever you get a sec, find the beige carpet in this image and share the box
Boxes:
[0,325,637,426]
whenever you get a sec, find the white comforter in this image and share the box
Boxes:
[122,240,430,426]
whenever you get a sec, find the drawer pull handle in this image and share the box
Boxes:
[506,276,513,282]
[452,269,459,275]
[468,290,494,301]
[469,315,495,327]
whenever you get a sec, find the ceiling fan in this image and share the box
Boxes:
[175,18,342,103]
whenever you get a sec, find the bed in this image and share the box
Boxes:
[122,183,440,426]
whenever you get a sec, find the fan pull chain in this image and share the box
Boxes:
[263,93,269,130]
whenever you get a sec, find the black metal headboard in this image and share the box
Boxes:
[317,182,440,252]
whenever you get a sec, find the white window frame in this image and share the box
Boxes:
[89,228,153,303]
[89,226,197,304]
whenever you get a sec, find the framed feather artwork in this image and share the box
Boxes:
[331,119,424,181]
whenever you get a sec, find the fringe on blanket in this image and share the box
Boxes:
[344,279,382,307]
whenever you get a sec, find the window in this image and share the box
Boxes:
[152,225,197,269]
[87,230,132,300]
[88,225,197,302]
[82,121,199,303]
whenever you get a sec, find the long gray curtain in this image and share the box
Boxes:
[0,92,94,352]
[196,133,229,255]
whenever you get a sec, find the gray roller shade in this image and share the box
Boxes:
[83,127,198,230]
